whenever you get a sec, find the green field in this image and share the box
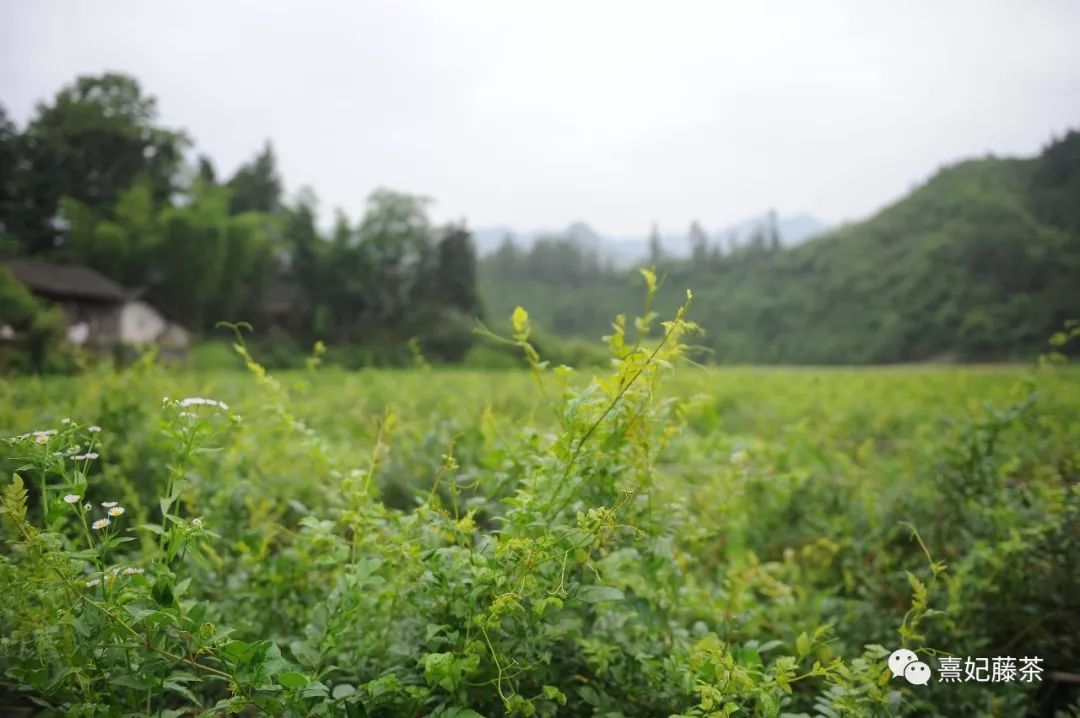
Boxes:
[1,321,1079,716]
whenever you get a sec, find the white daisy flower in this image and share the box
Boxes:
[63,494,81,504]
[108,506,125,517]
[88,425,102,433]
[122,567,144,576]
[61,418,71,425]
[180,397,227,410]
[73,452,99,461]
[34,434,50,445]
[92,518,110,530]
[85,577,101,587]
[101,501,118,508]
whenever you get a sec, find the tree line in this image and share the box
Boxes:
[0,73,482,365]
[485,211,786,288]
[480,132,1080,363]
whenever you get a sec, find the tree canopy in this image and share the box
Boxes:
[0,73,484,365]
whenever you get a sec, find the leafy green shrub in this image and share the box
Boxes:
[0,283,1076,716]
[0,267,69,374]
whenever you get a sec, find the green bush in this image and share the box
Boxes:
[0,267,68,374]
[0,290,1077,715]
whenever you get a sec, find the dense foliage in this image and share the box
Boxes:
[0,267,66,373]
[481,133,1080,363]
[1,288,1078,716]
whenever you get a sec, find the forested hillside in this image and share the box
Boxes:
[481,132,1080,363]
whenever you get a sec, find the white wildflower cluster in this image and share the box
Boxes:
[9,423,102,446]
[83,500,126,529]
[32,429,58,445]
[63,494,81,504]
[84,565,145,588]
[179,397,229,411]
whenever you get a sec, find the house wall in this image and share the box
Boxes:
[60,301,121,348]
[120,300,167,344]
[158,323,190,349]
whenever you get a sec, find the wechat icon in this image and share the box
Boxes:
[889,648,931,686]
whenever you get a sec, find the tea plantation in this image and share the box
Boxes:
[1,306,1078,716]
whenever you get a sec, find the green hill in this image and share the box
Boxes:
[479,131,1080,363]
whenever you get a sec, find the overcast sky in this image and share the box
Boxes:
[2,1,1079,235]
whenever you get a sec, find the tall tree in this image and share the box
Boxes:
[688,220,709,263]
[648,222,663,265]
[282,189,323,316]
[0,105,18,253]
[357,189,433,322]
[324,209,371,339]
[765,209,782,251]
[60,180,159,285]
[196,154,217,186]
[228,140,282,215]
[430,223,480,316]
[11,73,187,254]
[153,187,230,329]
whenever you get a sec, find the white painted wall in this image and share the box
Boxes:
[159,323,190,349]
[119,300,167,344]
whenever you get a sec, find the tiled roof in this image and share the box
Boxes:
[1,259,127,302]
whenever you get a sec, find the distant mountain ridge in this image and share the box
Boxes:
[472,213,828,266]
[478,131,1080,363]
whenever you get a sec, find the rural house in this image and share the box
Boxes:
[1,259,189,354]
